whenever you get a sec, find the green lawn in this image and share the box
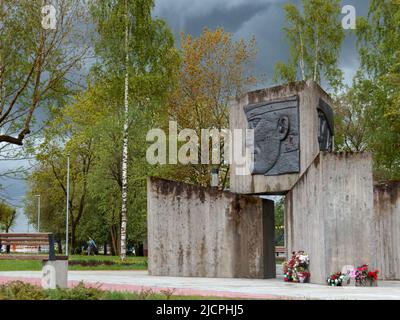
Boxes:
[0,255,147,271]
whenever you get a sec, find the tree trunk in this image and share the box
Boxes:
[110,225,118,256]
[103,241,107,255]
[314,33,319,82]
[110,235,116,256]
[71,223,76,254]
[5,230,10,253]
[57,239,63,254]
[138,243,144,257]
[120,0,129,261]
[299,31,305,80]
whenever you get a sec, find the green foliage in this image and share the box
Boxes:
[25,0,179,252]
[353,0,400,180]
[0,0,88,146]
[333,81,369,152]
[89,0,179,99]
[45,282,105,300]
[275,198,284,246]
[25,166,67,240]
[0,281,46,300]
[274,0,344,92]
[0,201,16,232]
[0,281,228,300]
[0,260,43,271]
[165,27,259,187]
[0,256,147,271]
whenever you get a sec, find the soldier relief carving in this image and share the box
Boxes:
[317,98,334,152]
[244,96,300,176]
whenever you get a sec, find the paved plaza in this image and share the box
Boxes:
[0,270,399,300]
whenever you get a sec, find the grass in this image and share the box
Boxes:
[276,257,285,264]
[0,255,284,271]
[0,255,148,271]
[0,281,228,300]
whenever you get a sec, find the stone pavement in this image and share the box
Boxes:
[0,270,400,300]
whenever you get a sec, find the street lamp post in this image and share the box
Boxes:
[211,167,219,189]
[35,195,41,232]
[66,153,70,256]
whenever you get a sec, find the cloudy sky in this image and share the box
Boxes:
[154,0,369,86]
[1,0,370,231]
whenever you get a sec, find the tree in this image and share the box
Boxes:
[28,90,98,253]
[90,0,178,260]
[0,201,16,232]
[0,0,88,146]
[354,0,400,180]
[274,0,345,92]
[168,27,259,187]
[274,198,284,246]
[25,167,66,252]
[332,81,369,152]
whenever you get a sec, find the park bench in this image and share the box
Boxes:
[0,233,67,261]
[275,246,286,258]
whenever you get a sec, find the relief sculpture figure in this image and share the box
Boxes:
[244,96,300,176]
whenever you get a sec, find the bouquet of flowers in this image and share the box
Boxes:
[283,251,310,283]
[327,272,347,286]
[351,264,379,286]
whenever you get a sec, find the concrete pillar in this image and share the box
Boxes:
[42,260,68,289]
[147,177,275,279]
[285,152,375,284]
[373,181,400,280]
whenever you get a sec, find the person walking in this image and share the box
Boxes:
[87,237,97,256]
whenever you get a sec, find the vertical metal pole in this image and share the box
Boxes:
[66,154,70,256]
[37,195,41,232]
[48,234,56,261]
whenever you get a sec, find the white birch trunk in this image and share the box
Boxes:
[120,1,129,261]
[299,31,305,80]
[313,33,319,82]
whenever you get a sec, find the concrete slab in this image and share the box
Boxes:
[1,270,400,300]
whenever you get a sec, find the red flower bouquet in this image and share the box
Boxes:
[283,251,310,283]
[354,264,379,286]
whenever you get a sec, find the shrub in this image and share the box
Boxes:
[0,281,46,300]
[45,282,105,300]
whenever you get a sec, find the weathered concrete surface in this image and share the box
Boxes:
[230,80,333,194]
[373,181,400,280]
[285,152,375,284]
[147,177,275,278]
[41,260,68,289]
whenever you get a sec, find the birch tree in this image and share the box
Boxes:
[90,0,178,260]
[274,0,345,92]
[120,0,129,261]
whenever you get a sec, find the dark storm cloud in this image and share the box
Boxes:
[171,2,272,36]
[154,0,371,86]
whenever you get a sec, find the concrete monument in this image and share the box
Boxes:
[317,98,334,152]
[147,80,399,286]
[230,80,334,194]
